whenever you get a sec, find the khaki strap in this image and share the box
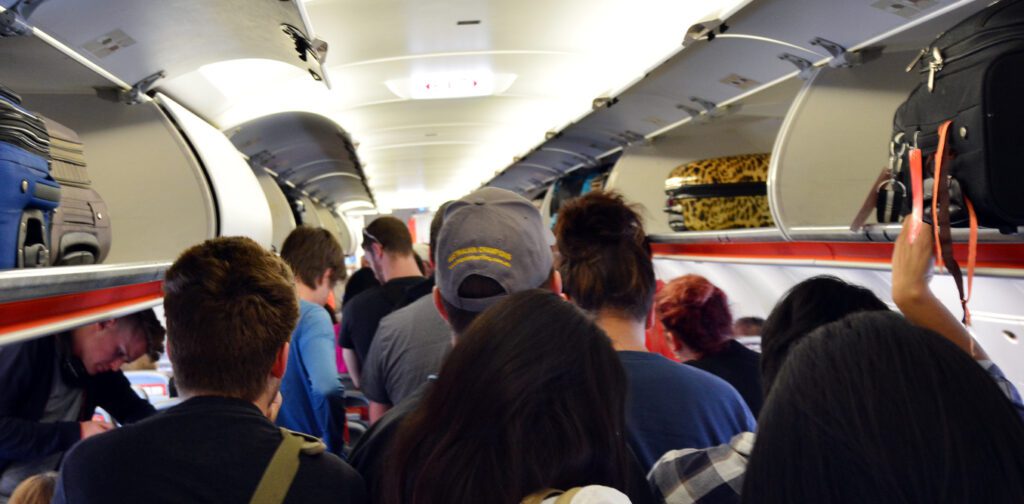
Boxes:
[523,487,584,504]
[249,428,325,504]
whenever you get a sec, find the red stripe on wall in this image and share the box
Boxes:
[0,281,164,337]
[650,242,1024,270]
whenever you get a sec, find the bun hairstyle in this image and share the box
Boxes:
[554,191,655,321]
[656,275,733,356]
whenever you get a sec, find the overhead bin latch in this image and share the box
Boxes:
[809,37,883,68]
[683,18,725,46]
[778,53,815,80]
[281,24,329,85]
[0,7,31,37]
[119,71,164,105]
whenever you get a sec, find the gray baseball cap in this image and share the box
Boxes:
[436,187,554,312]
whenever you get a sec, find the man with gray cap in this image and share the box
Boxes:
[349,187,560,497]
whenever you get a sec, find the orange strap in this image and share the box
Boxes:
[909,148,925,243]
[932,121,954,268]
[964,196,978,325]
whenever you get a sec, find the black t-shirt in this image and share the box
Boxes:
[687,339,764,418]
[339,276,426,365]
[342,267,381,307]
[54,396,368,504]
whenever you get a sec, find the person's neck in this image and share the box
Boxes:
[181,389,276,418]
[295,282,322,305]
[381,255,423,283]
[595,310,648,352]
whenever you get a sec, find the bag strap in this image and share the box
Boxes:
[908,146,926,244]
[249,428,326,504]
[849,166,891,232]
[931,120,975,325]
[522,488,584,504]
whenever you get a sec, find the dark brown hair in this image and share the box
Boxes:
[363,216,414,256]
[656,274,733,355]
[555,191,654,321]
[383,290,633,504]
[280,226,344,288]
[163,237,299,402]
[119,308,166,361]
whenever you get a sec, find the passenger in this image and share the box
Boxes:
[276,227,348,456]
[382,290,633,504]
[340,217,424,387]
[554,191,754,470]
[743,310,1024,503]
[0,310,164,500]
[648,219,1024,503]
[732,317,764,337]
[342,259,381,307]
[7,471,56,504]
[656,275,763,417]
[53,237,367,503]
[361,203,453,423]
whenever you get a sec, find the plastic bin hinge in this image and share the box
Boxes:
[778,53,815,80]
[119,71,164,105]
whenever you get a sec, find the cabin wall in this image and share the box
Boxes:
[654,258,1024,391]
[22,93,216,263]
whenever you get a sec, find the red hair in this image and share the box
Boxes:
[656,274,733,356]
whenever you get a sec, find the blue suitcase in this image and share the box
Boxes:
[0,141,60,269]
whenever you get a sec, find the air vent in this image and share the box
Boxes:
[870,0,938,19]
[457,20,481,26]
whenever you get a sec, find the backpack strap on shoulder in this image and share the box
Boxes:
[249,428,327,504]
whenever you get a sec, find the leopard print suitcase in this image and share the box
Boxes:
[664,153,774,232]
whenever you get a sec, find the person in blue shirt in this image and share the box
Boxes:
[277,227,347,456]
[553,191,755,471]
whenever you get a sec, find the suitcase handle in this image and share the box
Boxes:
[55,232,99,266]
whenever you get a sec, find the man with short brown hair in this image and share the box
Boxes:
[54,237,367,504]
[0,309,164,501]
[277,226,347,455]
[340,216,424,386]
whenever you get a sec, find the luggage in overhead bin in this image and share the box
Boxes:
[0,87,59,269]
[664,153,774,232]
[41,115,111,266]
[886,0,1024,233]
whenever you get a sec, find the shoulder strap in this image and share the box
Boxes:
[249,428,326,504]
[522,487,584,504]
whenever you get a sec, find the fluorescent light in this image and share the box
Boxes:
[336,200,375,212]
[385,72,517,100]
[346,209,381,217]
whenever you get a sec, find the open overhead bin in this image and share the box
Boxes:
[227,111,373,211]
[0,0,328,105]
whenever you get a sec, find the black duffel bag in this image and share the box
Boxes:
[883,0,1024,234]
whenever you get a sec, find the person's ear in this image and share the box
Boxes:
[433,287,450,323]
[164,340,172,360]
[371,242,384,260]
[319,269,333,290]
[550,270,564,298]
[271,342,289,379]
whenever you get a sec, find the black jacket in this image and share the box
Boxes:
[0,335,155,473]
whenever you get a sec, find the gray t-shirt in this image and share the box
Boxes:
[361,296,452,406]
[0,351,84,499]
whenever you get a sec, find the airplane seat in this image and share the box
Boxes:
[124,370,172,406]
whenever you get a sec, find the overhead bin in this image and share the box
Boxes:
[0,0,328,102]
[226,111,374,210]
[253,171,297,254]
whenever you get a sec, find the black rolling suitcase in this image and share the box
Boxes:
[42,115,111,265]
[0,85,59,269]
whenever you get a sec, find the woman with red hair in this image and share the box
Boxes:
[656,275,763,417]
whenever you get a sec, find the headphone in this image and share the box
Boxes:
[57,332,88,387]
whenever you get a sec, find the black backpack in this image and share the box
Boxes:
[884,0,1024,233]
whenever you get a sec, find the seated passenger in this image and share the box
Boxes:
[361,203,453,423]
[276,227,347,456]
[656,275,763,417]
[53,237,367,504]
[340,217,424,387]
[648,219,1024,503]
[8,471,56,504]
[554,192,755,470]
[743,310,1024,503]
[383,290,634,503]
[0,310,164,499]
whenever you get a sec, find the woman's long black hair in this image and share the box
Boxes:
[744,311,1024,503]
[382,289,633,504]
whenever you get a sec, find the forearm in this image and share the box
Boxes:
[343,349,361,388]
[894,286,987,360]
